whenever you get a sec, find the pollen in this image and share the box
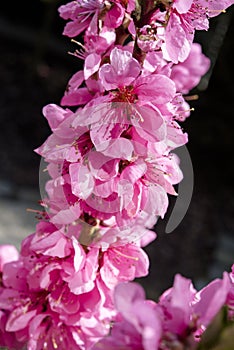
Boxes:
[52,337,58,349]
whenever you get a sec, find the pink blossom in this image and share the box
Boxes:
[0,308,24,350]
[84,17,116,57]
[114,283,162,350]
[93,282,162,350]
[0,219,151,349]
[104,2,125,29]
[70,18,116,82]
[58,0,104,37]
[0,243,100,347]
[66,132,176,222]
[168,93,192,122]
[2,0,234,348]
[162,0,234,63]
[95,271,233,349]
[161,10,193,63]
[36,100,185,238]
[71,102,167,148]
[159,274,197,337]
[36,132,159,247]
[171,43,210,94]
[159,272,232,345]
[35,106,89,163]
[0,245,19,271]
[100,244,149,290]
[144,153,183,196]
[59,0,132,39]
[99,47,141,90]
[0,246,22,349]
[99,47,176,106]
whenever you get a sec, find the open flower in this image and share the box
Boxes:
[0,218,150,349]
[58,0,104,38]
[99,47,176,106]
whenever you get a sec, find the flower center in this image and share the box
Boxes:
[112,86,138,103]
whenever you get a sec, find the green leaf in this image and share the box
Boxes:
[198,306,234,350]
[211,323,234,350]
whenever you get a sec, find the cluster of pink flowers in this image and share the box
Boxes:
[0,231,148,349]
[1,242,234,350]
[94,267,234,350]
[0,0,234,349]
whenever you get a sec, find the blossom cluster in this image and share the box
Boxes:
[0,0,234,349]
[0,234,148,349]
[1,244,234,350]
[94,266,234,350]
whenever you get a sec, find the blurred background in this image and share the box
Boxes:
[0,0,233,299]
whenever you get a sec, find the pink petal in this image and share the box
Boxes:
[132,106,166,142]
[194,272,231,327]
[199,0,234,17]
[66,71,84,92]
[88,152,119,181]
[103,138,134,160]
[61,87,93,106]
[114,282,146,315]
[0,245,19,271]
[63,18,90,37]
[142,184,168,218]
[50,203,81,225]
[84,53,101,80]
[99,47,141,90]
[93,178,117,197]
[104,2,125,28]
[162,13,192,63]
[72,238,86,272]
[6,309,37,332]
[42,104,71,131]
[120,159,147,184]
[70,163,94,199]
[173,0,193,13]
[135,74,176,104]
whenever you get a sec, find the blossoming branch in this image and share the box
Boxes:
[0,0,234,349]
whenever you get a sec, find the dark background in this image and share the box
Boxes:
[0,1,234,299]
